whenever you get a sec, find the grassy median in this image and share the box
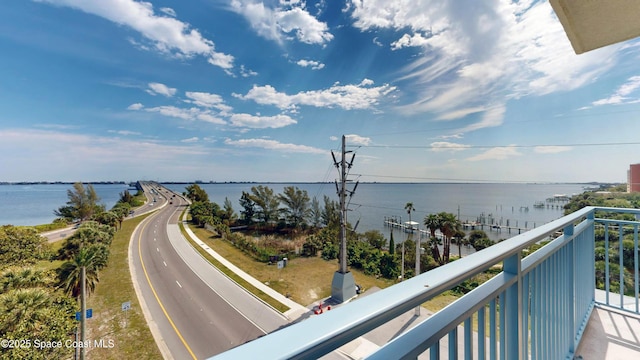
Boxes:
[85,213,163,360]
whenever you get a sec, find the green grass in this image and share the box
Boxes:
[32,240,65,272]
[178,222,291,313]
[85,213,163,360]
[33,222,70,232]
[187,224,396,306]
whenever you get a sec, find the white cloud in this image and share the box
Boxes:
[430,142,471,152]
[229,113,297,129]
[278,7,333,44]
[437,133,464,140]
[534,146,572,154]
[466,145,522,161]
[108,130,141,136]
[296,59,325,70]
[147,82,176,97]
[436,107,486,121]
[159,7,176,17]
[140,105,228,126]
[184,91,232,112]
[38,0,234,70]
[458,105,506,133]
[345,134,371,146]
[391,32,431,50]
[349,0,622,131]
[240,65,258,77]
[34,123,78,130]
[234,79,396,110]
[196,113,226,125]
[592,75,640,106]
[144,106,199,120]
[224,138,325,154]
[208,52,235,70]
[127,103,144,110]
[230,0,333,45]
[0,128,209,181]
[181,137,199,143]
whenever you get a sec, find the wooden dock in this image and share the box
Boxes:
[384,217,536,236]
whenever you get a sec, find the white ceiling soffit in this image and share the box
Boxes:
[550,0,640,54]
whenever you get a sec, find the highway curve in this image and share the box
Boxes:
[130,183,287,359]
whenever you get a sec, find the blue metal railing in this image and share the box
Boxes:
[211,206,640,359]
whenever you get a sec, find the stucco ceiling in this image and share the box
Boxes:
[551,0,640,54]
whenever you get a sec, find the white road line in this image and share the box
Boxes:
[163,261,167,267]
[176,281,182,288]
[156,247,159,252]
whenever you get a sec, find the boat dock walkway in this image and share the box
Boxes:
[383,218,538,236]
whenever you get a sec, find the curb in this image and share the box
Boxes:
[180,214,308,318]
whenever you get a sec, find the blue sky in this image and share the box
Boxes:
[1,0,640,183]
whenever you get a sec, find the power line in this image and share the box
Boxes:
[356,173,600,184]
[353,141,640,150]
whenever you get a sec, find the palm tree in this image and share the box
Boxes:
[57,246,103,298]
[404,202,415,233]
[94,210,119,229]
[438,212,460,263]
[111,203,131,229]
[402,202,416,281]
[1,267,49,293]
[57,245,105,360]
[453,228,467,258]
[424,213,442,263]
[0,288,50,334]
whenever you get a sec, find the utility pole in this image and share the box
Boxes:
[80,265,86,360]
[330,135,357,303]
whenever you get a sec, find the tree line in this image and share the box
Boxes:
[184,184,495,281]
[186,184,340,232]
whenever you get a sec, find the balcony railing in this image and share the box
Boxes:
[211,206,640,359]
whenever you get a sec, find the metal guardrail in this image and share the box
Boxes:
[210,206,640,359]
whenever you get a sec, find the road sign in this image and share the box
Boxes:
[122,301,131,328]
[75,309,93,321]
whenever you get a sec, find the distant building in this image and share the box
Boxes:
[629,164,640,192]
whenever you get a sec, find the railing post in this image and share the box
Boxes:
[504,252,522,359]
[565,223,576,354]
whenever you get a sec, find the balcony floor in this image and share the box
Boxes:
[575,305,640,359]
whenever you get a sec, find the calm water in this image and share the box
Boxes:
[0,183,130,226]
[164,182,586,240]
[1,182,586,238]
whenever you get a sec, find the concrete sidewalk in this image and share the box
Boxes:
[181,220,309,320]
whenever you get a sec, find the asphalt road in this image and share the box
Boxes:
[43,226,75,243]
[42,182,157,243]
[130,183,287,359]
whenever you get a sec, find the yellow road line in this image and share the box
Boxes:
[138,213,198,360]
